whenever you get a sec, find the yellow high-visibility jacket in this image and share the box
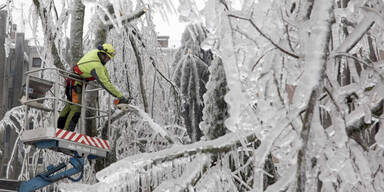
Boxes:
[76,49,123,98]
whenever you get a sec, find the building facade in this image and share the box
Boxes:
[0,10,43,179]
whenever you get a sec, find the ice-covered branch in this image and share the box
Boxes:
[265,164,297,192]
[297,0,314,20]
[6,137,20,179]
[60,132,255,191]
[345,86,384,133]
[333,8,375,53]
[128,32,149,113]
[324,53,384,133]
[96,131,257,184]
[124,105,177,144]
[292,0,333,110]
[101,110,127,138]
[294,1,333,191]
[32,0,66,70]
[227,13,299,59]
[101,105,177,143]
[154,155,211,192]
[0,106,24,179]
[107,8,147,30]
[195,165,238,191]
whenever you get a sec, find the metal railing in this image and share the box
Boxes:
[23,68,112,139]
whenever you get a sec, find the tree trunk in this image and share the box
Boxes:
[69,0,85,66]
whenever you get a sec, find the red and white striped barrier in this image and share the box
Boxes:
[56,129,110,150]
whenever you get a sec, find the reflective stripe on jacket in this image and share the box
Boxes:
[76,49,123,98]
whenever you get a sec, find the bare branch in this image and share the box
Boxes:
[51,0,58,21]
[233,27,259,47]
[129,27,181,96]
[280,7,296,53]
[227,13,299,59]
[0,4,6,11]
[252,48,277,71]
[284,24,295,53]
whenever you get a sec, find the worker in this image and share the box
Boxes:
[57,43,131,135]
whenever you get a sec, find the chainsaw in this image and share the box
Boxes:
[114,97,133,111]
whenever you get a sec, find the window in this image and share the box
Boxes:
[29,157,43,164]
[29,120,34,130]
[32,57,42,67]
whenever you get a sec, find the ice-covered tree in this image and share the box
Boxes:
[1,0,179,188]
[6,0,384,191]
[199,56,228,140]
[57,0,384,191]
[173,23,212,142]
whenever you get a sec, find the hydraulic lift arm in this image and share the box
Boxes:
[18,156,84,192]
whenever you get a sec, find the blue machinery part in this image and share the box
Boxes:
[18,141,86,192]
[15,138,104,191]
[18,156,84,192]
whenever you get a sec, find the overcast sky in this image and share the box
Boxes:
[0,0,188,48]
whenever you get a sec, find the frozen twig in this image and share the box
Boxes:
[227,13,299,59]
[280,8,296,53]
[232,172,252,190]
[332,53,384,81]
[345,88,384,133]
[0,4,6,10]
[194,165,238,191]
[333,15,374,53]
[101,110,126,138]
[107,8,147,30]
[154,155,211,192]
[124,105,177,144]
[252,48,277,71]
[264,164,297,192]
[232,27,259,47]
[284,24,295,53]
[101,104,177,144]
[129,27,181,96]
